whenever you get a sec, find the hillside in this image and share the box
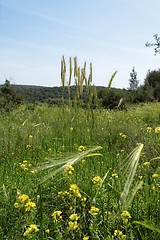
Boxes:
[0,83,128,104]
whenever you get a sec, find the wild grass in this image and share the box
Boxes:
[0,102,160,239]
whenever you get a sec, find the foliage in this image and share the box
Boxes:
[0,80,23,111]
[146,34,160,55]
[144,69,160,101]
[128,67,139,91]
[98,88,129,109]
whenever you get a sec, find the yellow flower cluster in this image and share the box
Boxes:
[19,160,32,171]
[155,126,160,134]
[92,176,102,186]
[146,127,152,133]
[70,127,74,132]
[58,190,71,198]
[68,213,79,230]
[64,165,74,176]
[83,236,89,240]
[111,172,118,179]
[121,210,131,224]
[152,173,159,179]
[29,134,33,139]
[58,184,86,203]
[89,206,99,215]
[69,184,82,198]
[68,221,79,230]
[45,229,50,234]
[23,224,39,237]
[119,133,127,139]
[69,213,79,221]
[26,144,31,149]
[112,229,126,239]
[143,161,150,167]
[14,193,36,212]
[78,145,86,151]
[52,210,62,223]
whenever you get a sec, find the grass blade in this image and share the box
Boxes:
[133,221,160,234]
[119,143,143,207]
[37,146,102,184]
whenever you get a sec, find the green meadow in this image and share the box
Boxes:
[0,102,160,239]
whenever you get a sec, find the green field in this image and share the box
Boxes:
[0,102,160,239]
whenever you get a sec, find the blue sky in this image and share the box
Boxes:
[0,0,160,88]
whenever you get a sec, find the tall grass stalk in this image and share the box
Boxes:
[107,70,117,91]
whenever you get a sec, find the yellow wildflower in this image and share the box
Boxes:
[15,193,36,212]
[69,213,79,221]
[70,184,79,192]
[83,236,89,240]
[89,206,99,215]
[152,173,159,179]
[143,161,150,167]
[23,224,39,236]
[14,202,19,208]
[68,221,78,230]
[52,210,62,222]
[152,185,156,191]
[119,133,127,139]
[18,194,29,204]
[92,176,102,186]
[70,127,73,132]
[58,191,71,198]
[78,145,86,151]
[45,229,50,234]
[37,195,40,200]
[25,201,36,212]
[111,173,118,179]
[121,210,131,224]
[64,165,74,175]
[19,160,32,171]
[155,126,160,134]
[69,184,82,198]
[81,197,87,202]
[146,127,152,133]
[113,229,123,237]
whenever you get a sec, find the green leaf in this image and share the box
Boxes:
[133,221,160,234]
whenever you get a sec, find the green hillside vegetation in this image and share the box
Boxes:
[0,69,160,112]
[0,81,130,109]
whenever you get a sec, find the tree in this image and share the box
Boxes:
[146,34,160,55]
[144,69,160,101]
[128,67,139,91]
[0,79,23,111]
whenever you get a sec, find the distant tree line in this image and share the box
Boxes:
[0,66,160,112]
